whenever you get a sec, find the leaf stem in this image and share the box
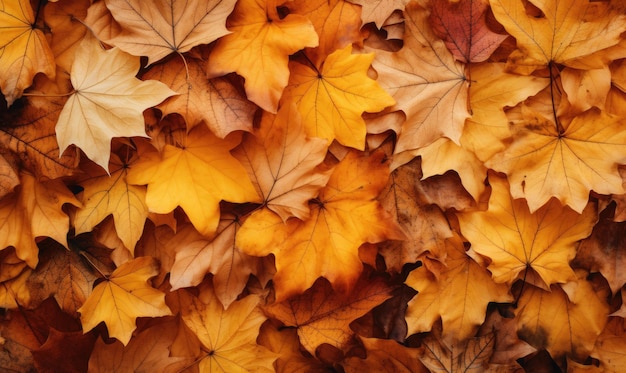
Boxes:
[548,61,564,135]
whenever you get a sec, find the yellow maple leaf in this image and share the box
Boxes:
[371,1,469,154]
[74,153,148,254]
[126,127,260,237]
[490,0,626,72]
[264,275,392,354]
[457,175,597,288]
[207,0,319,113]
[486,108,626,213]
[405,234,512,344]
[515,271,609,359]
[282,45,395,150]
[0,173,80,268]
[232,104,332,221]
[237,150,405,300]
[78,256,172,346]
[100,0,237,65]
[0,0,56,105]
[55,35,177,171]
[178,283,277,372]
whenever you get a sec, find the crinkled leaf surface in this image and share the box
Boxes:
[78,256,172,345]
[56,36,177,171]
[347,0,409,28]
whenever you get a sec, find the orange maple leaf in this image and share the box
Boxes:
[265,275,392,354]
[78,257,172,345]
[232,104,332,221]
[74,153,148,254]
[237,150,405,300]
[282,45,395,150]
[372,1,469,154]
[486,108,626,213]
[126,128,260,237]
[405,234,512,344]
[0,0,56,106]
[98,0,237,65]
[207,0,319,113]
[286,0,364,65]
[457,175,597,288]
[490,0,626,72]
[515,272,609,359]
[0,173,80,268]
[55,35,177,171]
[178,284,277,372]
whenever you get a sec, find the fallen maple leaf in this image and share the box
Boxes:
[126,128,260,237]
[88,317,191,372]
[421,328,496,372]
[378,157,453,270]
[0,0,56,106]
[0,97,79,181]
[0,173,80,268]
[287,0,364,65]
[26,242,97,316]
[44,0,90,74]
[78,256,172,345]
[429,0,508,63]
[457,175,597,288]
[258,319,329,373]
[405,234,512,344]
[490,0,626,73]
[573,219,626,294]
[265,275,392,354]
[143,55,256,136]
[178,283,277,372]
[100,0,236,65]
[74,154,148,254]
[232,104,332,221]
[237,150,405,300]
[282,45,395,150]
[169,218,264,309]
[347,0,409,28]
[372,1,469,154]
[55,35,177,171]
[591,317,626,372]
[486,108,626,213]
[343,336,428,373]
[207,0,319,113]
[514,272,609,360]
